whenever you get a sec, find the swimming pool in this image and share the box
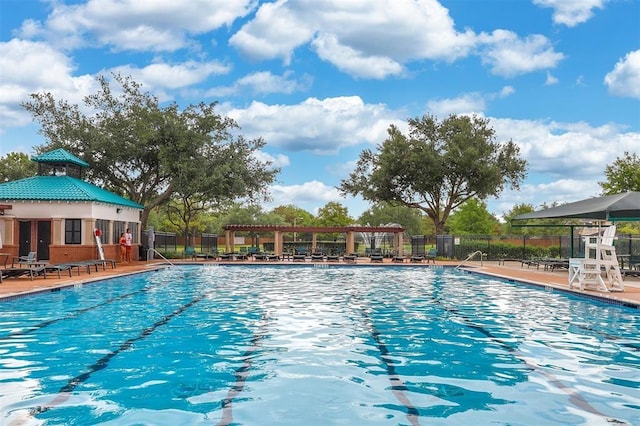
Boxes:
[0,265,638,425]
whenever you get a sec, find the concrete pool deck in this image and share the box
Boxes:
[1,258,639,307]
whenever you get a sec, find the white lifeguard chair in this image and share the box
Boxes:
[569,225,624,292]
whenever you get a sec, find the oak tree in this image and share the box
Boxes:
[340,114,527,235]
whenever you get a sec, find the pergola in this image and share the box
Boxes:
[223,224,405,256]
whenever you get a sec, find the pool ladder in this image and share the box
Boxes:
[148,248,175,267]
[455,250,485,270]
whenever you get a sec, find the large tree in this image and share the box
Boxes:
[22,73,278,228]
[0,152,37,182]
[340,114,527,234]
[448,198,499,235]
[357,202,423,235]
[599,151,640,194]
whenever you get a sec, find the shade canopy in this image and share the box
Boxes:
[513,191,640,222]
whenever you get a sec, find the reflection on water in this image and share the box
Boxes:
[0,265,638,425]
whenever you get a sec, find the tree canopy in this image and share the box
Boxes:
[600,151,640,194]
[22,73,278,228]
[357,202,423,235]
[448,198,499,235]
[339,114,527,234]
[0,152,37,182]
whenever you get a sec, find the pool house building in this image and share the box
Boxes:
[0,149,143,264]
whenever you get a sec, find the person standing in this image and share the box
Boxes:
[119,232,127,263]
[125,228,133,262]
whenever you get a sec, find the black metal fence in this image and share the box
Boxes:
[411,234,640,261]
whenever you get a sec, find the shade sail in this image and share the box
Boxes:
[513,191,640,222]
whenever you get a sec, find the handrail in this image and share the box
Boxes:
[148,248,175,267]
[455,250,484,270]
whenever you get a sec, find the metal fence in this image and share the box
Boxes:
[410,234,640,261]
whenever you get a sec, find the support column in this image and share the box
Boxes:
[84,218,96,245]
[395,232,404,256]
[51,218,62,245]
[346,231,355,254]
[274,230,282,256]
[312,233,317,253]
[225,230,234,254]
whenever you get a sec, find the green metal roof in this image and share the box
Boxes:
[32,148,90,167]
[0,175,143,209]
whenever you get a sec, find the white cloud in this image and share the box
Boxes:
[253,151,290,169]
[265,180,343,214]
[231,0,477,78]
[110,61,231,90]
[427,93,486,116]
[604,50,640,99]
[222,96,405,154]
[480,31,564,77]
[533,0,606,27]
[19,0,256,52]
[0,39,98,132]
[545,71,559,85]
[492,118,639,180]
[206,71,312,97]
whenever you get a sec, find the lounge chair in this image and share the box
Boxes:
[410,255,424,263]
[343,254,358,263]
[370,254,384,263]
[326,254,340,262]
[254,252,279,261]
[310,253,325,262]
[0,267,43,282]
[425,248,437,264]
[392,255,406,263]
[184,246,197,260]
[0,253,10,269]
[12,251,38,267]
[219,253,235,261]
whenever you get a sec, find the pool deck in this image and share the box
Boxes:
[1,258,639,307]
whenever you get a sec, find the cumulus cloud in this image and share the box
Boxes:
[533,0,606,27]
[17,0,256,52]
[265,180,343,214]
[480,31,564,77]
[0,39,98,132]
[206,71,312,97]
[492,118,639,180]
[253,150,290,169]
[604,50,640,99]
[222,96,405,154]
[110,61,231,90]
[427,93,486,116]
[231,0,519,79]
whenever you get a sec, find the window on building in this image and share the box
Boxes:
[95,219,109,243]
[65,219,82,244]
[113,221,126,244]
[129,223,140,244]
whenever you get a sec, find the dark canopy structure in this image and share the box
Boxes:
[513,191,640,222]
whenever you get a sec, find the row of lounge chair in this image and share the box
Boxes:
[0,257,116,283]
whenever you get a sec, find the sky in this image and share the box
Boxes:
[1,0,639,221]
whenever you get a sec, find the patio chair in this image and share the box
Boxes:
[425,248,437,264]
[183,246,197,260]
[12,251,37,267]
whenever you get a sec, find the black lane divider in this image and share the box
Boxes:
[217,314,270,426]
[30,293,206,417]
[349,290,420,426]
[2,287,152,340]
[427,276,620,422]
[1,269,184,340]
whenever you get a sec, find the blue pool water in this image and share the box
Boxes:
[0,265,639,425]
